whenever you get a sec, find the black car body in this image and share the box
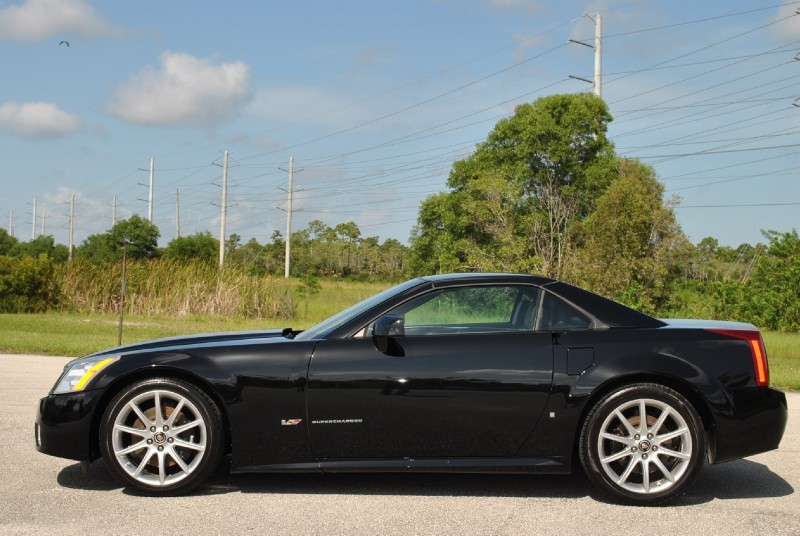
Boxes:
[35,273,787,504]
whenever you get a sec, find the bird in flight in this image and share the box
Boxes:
[59,41,69,47]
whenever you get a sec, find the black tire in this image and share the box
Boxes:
[579,383,705,506]
[99,377,224,496]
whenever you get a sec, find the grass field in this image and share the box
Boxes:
[0,279,797,390]
[763,332,800,391]
[0,279,389,357]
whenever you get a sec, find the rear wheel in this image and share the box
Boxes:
[99,377,223,496]
[579,383,705,505]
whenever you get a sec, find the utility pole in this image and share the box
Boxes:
[568,12,602,98]
[68,194,75,261]
[148,157,154,222]
[219,151,229,268]
[31,197,36,240]
[594,13,602,98]
[112,196,117,227]
[8,209,13,237]
[284,157,294,278]
[176,188,181,238]
[40,207,46,236]
[118,242,128,346]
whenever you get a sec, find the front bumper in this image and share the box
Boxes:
[711,387,788,464]
[35,389,105,462]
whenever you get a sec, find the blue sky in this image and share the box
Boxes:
[0,0,798,250]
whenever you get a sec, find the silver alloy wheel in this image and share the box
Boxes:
[597,397,692,495]
[111,389,207,487]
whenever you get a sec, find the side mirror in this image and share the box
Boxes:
[373,315,405,355]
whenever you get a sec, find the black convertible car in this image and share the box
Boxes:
[35,273,787,505]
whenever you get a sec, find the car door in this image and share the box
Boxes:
[306,284,554,460]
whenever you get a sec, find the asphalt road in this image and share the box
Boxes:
[2,353,798,536]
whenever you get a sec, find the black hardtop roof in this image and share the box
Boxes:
[420,273,556,286]
[417,273,664,329]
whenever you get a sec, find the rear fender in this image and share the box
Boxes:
[568,353,724,462]
[571,353,713,398]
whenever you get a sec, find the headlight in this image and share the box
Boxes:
[52,355,119,394]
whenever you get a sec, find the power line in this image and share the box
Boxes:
[9,4,800,248]
[605,10,799,93]
[604,2,800,38]
[676,202,800,208]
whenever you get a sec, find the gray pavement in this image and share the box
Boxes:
[1,353,798,535]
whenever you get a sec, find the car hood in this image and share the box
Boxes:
[88,329,291,358]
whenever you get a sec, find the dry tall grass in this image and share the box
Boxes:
[58,259,295,319]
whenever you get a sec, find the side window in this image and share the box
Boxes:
[538,292,592,331]
[388,285,539,335]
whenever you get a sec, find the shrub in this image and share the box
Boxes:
[0,254,59,312]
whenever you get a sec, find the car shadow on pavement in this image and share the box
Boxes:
[56,457,792,505]
[677,459,794,505]
[56,460,122,492]
[215,471,595,500]
[220,458,794,505]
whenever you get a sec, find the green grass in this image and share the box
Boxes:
[0,312,285,356]
[763,332,800,391]
[290,279,389,325]
[0,279,391,357]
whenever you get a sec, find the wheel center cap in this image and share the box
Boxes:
[153,432,167,444]
[638,440,652,452]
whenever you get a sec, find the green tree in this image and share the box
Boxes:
[378,238,408,280]
[408,192,464,274]
[225,233,241,257]
[334,221,361,274]
[738,230,800,330]
[77,215,160,262]
[164,232,218,263]
[229,237,279,275]
[571,158,689,313]
[409,93,616,277]
[307,220,334,241]
[696,237,719,263]
[0,229,18,256]
[11,235,69,262]
[690,237,721,282]
[686,237,760,283]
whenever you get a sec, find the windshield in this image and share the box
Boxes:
[294,278,424,341]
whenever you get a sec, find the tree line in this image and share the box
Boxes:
[0,215,409,280]
[1,93,797,330]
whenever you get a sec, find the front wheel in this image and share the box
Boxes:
[99,377,224,496]
[579,383,705,505]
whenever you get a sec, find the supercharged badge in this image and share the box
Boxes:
[311,419,363,424]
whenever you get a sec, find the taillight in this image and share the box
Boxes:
[707,329,769,386]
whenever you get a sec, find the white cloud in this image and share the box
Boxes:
[0,0,113,42]
[0,101,83,139]
[108,51,253,127]
[769,5,800,40]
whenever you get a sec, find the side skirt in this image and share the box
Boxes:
[232,457,570,475]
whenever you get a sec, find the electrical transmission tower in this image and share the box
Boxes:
[568,12,602,98]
